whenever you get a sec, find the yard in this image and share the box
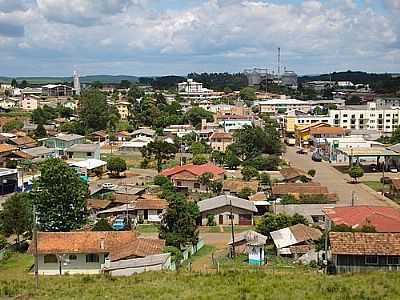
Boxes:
[362,181,387,193]
[1,252,400,299]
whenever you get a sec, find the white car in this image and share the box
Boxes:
[102,183,116,190]
[390,168,398,173]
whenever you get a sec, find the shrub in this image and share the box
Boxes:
[238,187,254,199]
[307,169,316,177]
[207,214,216,226]
[192,155,208,165]
[241,166,259,181]
[92,218,113,231]
[5,160,17,169]
[154,175,170,186]
[163,246,183,268]
[349,164,364,183]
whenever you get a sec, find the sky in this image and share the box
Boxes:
[0,0,399,77]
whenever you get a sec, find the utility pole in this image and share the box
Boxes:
[33,205,39,288]
[351,191,355,206]
[382,160,385,196]
[228,194,235,258]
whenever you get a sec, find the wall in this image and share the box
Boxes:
[200,206,254,225]
[38,253,105,275]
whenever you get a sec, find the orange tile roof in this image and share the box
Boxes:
[272,183,327,195]
[223,180,259,193]
[28,231,165,261]
[134,198,168,210]
[323,206,400,232]
[310,127,349,135]
[0,144,17,153]
[10,136,37,146]
[330,232,400,255]
[87,199,112,210]
[160,163,224,177]
[210,132,233,140]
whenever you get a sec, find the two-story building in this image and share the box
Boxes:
[209,132,233,152]
[42,134,86,156]
[65,143,100,160]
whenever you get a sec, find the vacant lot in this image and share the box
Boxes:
[1,253,400,299]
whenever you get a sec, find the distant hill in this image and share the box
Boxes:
[0,75,139,85]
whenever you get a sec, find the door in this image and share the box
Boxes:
[239,214,252,225]
[219,215,224,225]
[144,209,148,220]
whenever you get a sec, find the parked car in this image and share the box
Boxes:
[369,164,377,172]
[390,168,398,173]
[312,152,322,162]
[102,182,116,190]
[112,217,126,230]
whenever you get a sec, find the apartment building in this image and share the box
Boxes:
[329,103,400,133]
[256,96,311,114]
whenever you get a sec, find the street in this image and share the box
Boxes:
[283,146,398,207]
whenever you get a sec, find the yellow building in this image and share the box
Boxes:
[116,101,130,120]
[295,122,331,147]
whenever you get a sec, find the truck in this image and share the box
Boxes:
[285,137,296,146]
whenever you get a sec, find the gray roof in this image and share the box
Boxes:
[55,134,85,141]
[105,253,170,274]
[21,146,55,157]
[275,204,336,223]
[132,128,155,136]
[97,204,135,215]
[227,230,268,245]
[114,186,146,195]
[66,143,98,152]
[197,195,258,213]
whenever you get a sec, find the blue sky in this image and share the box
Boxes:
[0,0,399,77]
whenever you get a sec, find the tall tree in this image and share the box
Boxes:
[79,89,119,132]
[107,156,127,177]
[31,158,89,232]
[184,107,214,128]
[0,193,32,243]
[141,141,177,173]
[159,193,199,248]
[34,123,47,138]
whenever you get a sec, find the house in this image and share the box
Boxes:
[87,199,112,214]
[69,159,107,180]
[89,130,108,143]
[21,96,39,111]
[134,198,168,223]
[28,231,166,275]
[65,143,100,160]
[20,146,57,162]
[275,204,336,227]
[280,167,310,183]
[119,136,153,152]
[271,182,338,202]
[209,132,233,152]
[8,136,37,149]
[116,101,130,120]
[255,97,311,114]
[270,224,322,257]
[222,180,259,196]
[43,134,86,156]
[310,126,349,147]
[131,128,155,139]
[160,163,225,192]
[323,206,400,232]
[115,131,131,142]
[227,230,268,256]
[0,144,18,167]
[329,232,400,273]
[197,195,258,225]
[295,122,332,147]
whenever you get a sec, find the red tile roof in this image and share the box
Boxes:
[28,231,165,261]
[160,163,224,177]
[135,198,168,210]
[330,232,400,255]
[324,206,400,232]
[310,127,349,135]
[210,132,233,140]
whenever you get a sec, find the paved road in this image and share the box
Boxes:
[283,146,398,207]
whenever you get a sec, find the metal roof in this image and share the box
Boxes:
[197,195,258,213]
[338,147,400,157]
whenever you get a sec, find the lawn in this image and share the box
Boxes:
[362,181,386,192]
[199,226,254,233]
[1,252,400,299]
[136,224,159,234]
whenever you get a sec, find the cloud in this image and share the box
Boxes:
[36,0,138,26]
[0,0,29,13]
[0,0,399,76]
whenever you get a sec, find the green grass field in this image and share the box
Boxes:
[362,181,386,192]
[1,252,400,299]
[136,224,159,234]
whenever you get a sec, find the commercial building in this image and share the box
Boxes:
[255,97,311,114]
[42,84,73,97]
[177,79,222,101]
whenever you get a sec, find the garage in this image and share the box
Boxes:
[239,214,252,225]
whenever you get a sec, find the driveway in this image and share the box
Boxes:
[283,146,398,207]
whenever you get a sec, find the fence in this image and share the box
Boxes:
[181,240,205,263]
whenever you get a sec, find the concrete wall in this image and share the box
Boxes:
[37,253,105,275]
[200,206,254,225]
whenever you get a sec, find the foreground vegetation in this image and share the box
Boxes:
[1,253,400,299]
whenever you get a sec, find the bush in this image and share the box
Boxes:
[259,173,271,186]
[154,175,170,186]
[193,155,208,165]
[107,156,127,177]
[163,246,183,267]
[349,164,364,182]
[241,166,259,181]
[244,155,280,171]
[307,169,316,177]
[5,160,17,169]
[92,218,113,231]
[207,214,216,226]
[238,187,254,199]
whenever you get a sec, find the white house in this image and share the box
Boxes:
[255,96,312,114]
[28,231,166,275]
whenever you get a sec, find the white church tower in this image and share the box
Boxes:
[73,70,81,96]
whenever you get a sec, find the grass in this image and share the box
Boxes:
[362,181,386,192]
[101,153,144,168]
[1,253,400,299]
[199,226,254,233]
[136,224,159,234]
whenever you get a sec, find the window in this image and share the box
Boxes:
[343,114,348,118]
[87,152,92,157]
[86,254,99,263]
[365,255,378,265]
[44,254,58,264]
[68,254,77,261]
[388,256,400,265]
[194,182,200,189]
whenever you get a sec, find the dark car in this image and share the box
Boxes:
[312,152,322,162]
[296,148,308,155]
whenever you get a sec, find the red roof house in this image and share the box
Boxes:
[323,206,400,232]
[160,163,224,192]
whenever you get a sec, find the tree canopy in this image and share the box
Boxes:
[141,141,177,173]
[31,158,89,231]
[256,213,308,236]
[107,156,127,177]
